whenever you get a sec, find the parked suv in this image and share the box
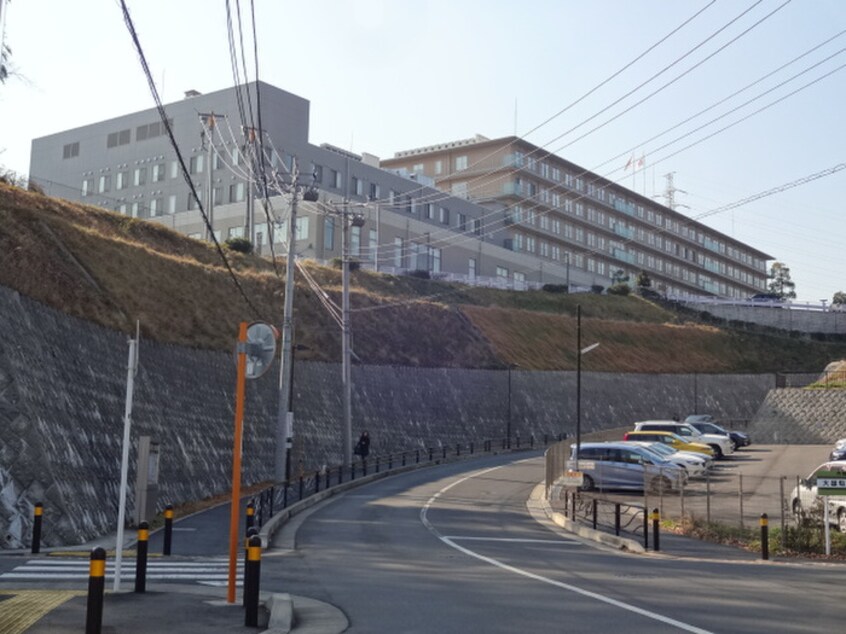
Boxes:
[632,420,734,459]
[569,442,686,493]
[685,415,751,449]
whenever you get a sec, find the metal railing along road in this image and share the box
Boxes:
[251,433,565,530]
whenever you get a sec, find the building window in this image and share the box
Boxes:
[514,271,526,283]
[394,237,403,268]
[118,203,128,215]
[116,171,128,190]
[190,155,204,175]
[324,217,335,251]
[133,167,146,187]
[452,182,468,198]
[369,229,377,260]
[152,163,165,182]
[351,226,361,257]
[413,163,424,174]
[107,129,130,148]
[496,266,508,278]
[473,218,482,235]
[188,190,202,210]
[454,155,468,171]
[456,213,467,231]
[369,182,380,200]
[229,226,245,239]
[434,160,443,175]
[131,202,140,218]
[425,203,435,220]
[432,247,441,273]
[62,142,80,159]
[312,164,323,183]
[167,194,177,214]
[439,207,450,225]
[81,178,94,197]
[98,175,111,193]
[333,170,342,189]
[469,258,476,279]
[170,161,179,179]
[229,182,245,203]
[149,198,162,216]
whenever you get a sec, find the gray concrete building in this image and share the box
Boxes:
[29,82,771,295]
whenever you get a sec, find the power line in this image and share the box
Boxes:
[117,0,265,321]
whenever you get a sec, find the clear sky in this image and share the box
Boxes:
[1,0,843,303]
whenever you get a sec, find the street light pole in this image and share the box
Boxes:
[341,199,353,467]
[507,366,512,449]
[575,304,599,472]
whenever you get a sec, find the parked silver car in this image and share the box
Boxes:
[790,460,846,533]
[569,442,686,493]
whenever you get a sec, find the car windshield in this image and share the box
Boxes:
[645,443,674,456]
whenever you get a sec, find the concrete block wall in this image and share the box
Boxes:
[682,302,846,335]
[0,284,776,547]
[748,389,846,444]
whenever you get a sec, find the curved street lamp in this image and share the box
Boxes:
[575,304,599,471]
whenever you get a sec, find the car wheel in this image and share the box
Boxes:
[710,445,724,460]
[839,509,846,534]
[579,475,595,492]
[651,476,672,494]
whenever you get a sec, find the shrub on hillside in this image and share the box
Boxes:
[224,237,253,254]
[542,283,568,293]
[590,284,604,295]
[406,269,431,279]
[607,283,631,296]
[331,258,360,271]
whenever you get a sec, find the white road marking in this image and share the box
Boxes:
[420,462,714,634]
[0,558,242,584]
[444,536,581,544]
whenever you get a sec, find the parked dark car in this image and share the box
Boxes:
[685,415,751,450]
[830,446,846,461]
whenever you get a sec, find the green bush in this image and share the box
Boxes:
[331,258,360,271]
[590,284,604,295]
[542,283,568,293]
[224,237,254,254]
[607,283,631,296]
[406,269,431,279]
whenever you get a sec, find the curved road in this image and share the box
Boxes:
[269,452,846,633]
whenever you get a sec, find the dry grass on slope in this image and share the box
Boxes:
[463,305,759,372]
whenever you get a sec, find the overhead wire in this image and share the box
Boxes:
[117,0,266,321]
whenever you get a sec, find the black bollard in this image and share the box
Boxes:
[85,547,106,634]
[592,499,598,529]
[615,503,621,536]
[761,513,769,560]
[135,521,149,593]
[416,449,420,463]
[163,505,174,556]
[242,527,259,607]
[244,535,262,627]
[652,508,660,552]
[245,502,255,532]
[31,502,43,554]
[299,476,304,500]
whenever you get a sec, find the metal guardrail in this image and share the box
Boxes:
[252,434,564,530]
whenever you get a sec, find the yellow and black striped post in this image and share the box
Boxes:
[242,527,259,608]
[760,513,769,560]
[245,502,255,533]
[85,547,106,634]
[163,505,174,556]
[652,508,660,552]
[31,502,43,554]
[135,521,149,593]
[244,535,262,627]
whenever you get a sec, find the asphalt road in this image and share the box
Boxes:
[266,451,846,633]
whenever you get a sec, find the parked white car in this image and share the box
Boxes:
[625,441,710,478]
[633,420,734,459]
[790,460,846,533]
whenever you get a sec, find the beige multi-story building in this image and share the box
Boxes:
[382,135,771,298]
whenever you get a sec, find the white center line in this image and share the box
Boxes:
[420,462,714,634]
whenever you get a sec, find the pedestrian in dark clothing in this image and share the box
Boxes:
[354,431,371,459]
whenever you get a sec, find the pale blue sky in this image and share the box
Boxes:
[1,0,843,302]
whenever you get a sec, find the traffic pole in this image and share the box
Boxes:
[85,547,106,634]
[760,513,769,560]
[135,521,149,593]
[244,535,262,627]
[246,502,255,533]
[652,508,660,552]
[31,502,43,554]
[163,505,174,556]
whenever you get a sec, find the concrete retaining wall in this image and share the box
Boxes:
[682,302,846,335]
[0,284,776,547]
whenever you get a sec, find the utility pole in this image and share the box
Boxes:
[242,127,258,247]
[275,159,300,483]
[329,199,366,466]
[374,201,381,273]
[341,199,353,466]
[198,113,226,241]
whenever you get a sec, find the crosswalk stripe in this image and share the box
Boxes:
[0,557,243,585]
